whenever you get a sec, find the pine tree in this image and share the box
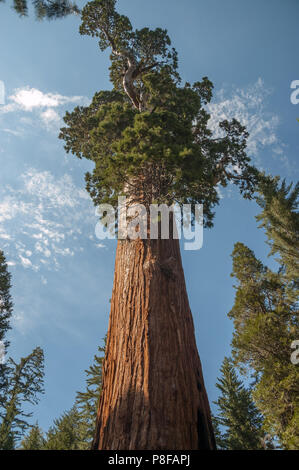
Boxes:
[229,242,299,449]
[213,357,265,450]
[75,338,105,448]
[60,0,258,449]
[0,347,45,449]
[0,0,79,19]
[20,423,45,450]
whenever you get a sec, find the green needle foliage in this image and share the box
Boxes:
[43,406,87,450]
[60,0,258,228]
[257,176,299,284]
[0,250,13,352]
[0,347,44,449]
[229,239,298,449]
[213,357,265,450]
[20,423,45,450]
[20,338,106,450]
[21,408,85,450]
[75,338,105,448]
[228,177,299,449]
[0,252,45,449]
[0,251,13,432]
[0,0,80,19]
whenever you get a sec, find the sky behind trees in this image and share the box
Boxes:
[0,0,298,431]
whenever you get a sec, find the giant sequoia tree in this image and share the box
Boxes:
[60,0,258,450]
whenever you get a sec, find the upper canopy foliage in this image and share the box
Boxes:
[0,0,79,19]
[60,0,258,227]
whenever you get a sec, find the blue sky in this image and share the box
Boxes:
[0,0,298,433]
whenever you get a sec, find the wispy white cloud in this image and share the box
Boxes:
[0,168,102,271]
[0,86,89,132]
[19,254,33,269]
[0,128,24,137]
[40,108,61,130]
[2,87,86,112]
[207,78,285,168]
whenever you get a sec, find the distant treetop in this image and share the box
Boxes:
[0,0,80,20]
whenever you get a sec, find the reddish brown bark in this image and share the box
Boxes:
[92,227,216,450]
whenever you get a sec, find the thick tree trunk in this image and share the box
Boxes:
[92,232,216,450]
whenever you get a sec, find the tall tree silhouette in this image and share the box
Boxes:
[228,178,299,449]
[213,357,265,450]
[0,252,44,449]
[0,251,13,407]
[60,0,258,449]
[0,347,44,449]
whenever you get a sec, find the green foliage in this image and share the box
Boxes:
[76,338,105,447]
[79,0,179,90]
[0,347,44,449]
[42,339,105,450]
[0,253,45,449]
[43,406,88,450]
[257,176,299,284]
[20,423,45,449]
[229,241,299,449]
[60,0,258,228]
[0,250,13,350]
[213,357,265,450]
[0,0,79,19]
[20,338,106,450]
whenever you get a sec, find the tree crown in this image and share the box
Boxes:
[60,0,258,227]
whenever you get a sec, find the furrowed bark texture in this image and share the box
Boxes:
[92,232,215,450]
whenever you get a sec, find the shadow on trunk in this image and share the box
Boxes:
[92,229,216,450]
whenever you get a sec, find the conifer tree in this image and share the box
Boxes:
[20,423,45,450]
[0,347,45,449]
[44,340,105,450]
[257,176,299,284]
[229,242,299,449]
[43,406,87,450]
[213,357,265,450]
[20,339,106,450]
[60,0,258,449]
[75,339,105,447]
[0,0,79,19]
[0,251,13,355]
[0,251,45,449]
[0,251,13,401]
